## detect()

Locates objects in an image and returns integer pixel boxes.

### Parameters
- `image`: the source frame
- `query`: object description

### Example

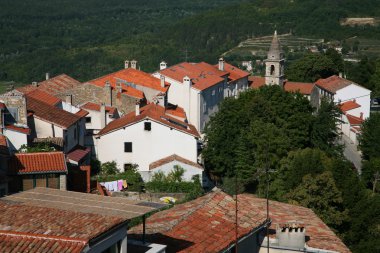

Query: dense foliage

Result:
[1,0,380,84]
[203,86,380,251]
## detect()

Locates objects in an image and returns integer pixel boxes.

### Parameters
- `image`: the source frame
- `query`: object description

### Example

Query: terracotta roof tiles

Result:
[97,103,199,137]
[9,152,67,175]
[340,100,361,113]
[249,76,266,89]
[160,62,227,91]
[24,89,62,106]
[149,154,203,170]
[81,102,118,115]
[67,146,91,163]
[129,190,350,253]
[346,114,364,125]
[284,81,314,95]
[88,68,169,94]
[4,124,30,134]
[27,97,81,129]
[215,62,250,82]
[315,75,354,94]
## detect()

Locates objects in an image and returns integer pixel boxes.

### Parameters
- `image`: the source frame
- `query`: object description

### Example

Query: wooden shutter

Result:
[47,174,59,189]
[22,176,34,191]
[35,175,46,187]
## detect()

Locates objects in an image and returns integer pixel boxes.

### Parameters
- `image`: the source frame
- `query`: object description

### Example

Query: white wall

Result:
[149,161,203,182]
[34,117,64,138]
[96,119,198,173]
[335,84,371,119]
[3,129,27,151]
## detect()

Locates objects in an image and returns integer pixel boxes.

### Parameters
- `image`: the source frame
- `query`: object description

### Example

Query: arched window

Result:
[270,65,275,75]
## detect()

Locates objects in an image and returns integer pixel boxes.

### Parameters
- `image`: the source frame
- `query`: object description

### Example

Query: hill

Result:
[1,0,380,84]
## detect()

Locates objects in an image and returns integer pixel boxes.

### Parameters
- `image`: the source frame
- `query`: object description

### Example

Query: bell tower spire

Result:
[265,30,285,87]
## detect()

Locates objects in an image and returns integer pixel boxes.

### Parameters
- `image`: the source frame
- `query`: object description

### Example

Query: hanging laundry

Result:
[111,181,118,192]
[117,180,123,191]
[122,180,128,189]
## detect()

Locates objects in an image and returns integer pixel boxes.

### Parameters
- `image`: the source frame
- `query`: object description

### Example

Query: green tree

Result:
[359,113,380,161]
[99,161,119,176]
[362,159,380,193]
[285,53,339,82]
[18,143,55,153]
[167,165,185,182]
[325,48,344,72]
[310,98,342,155]
[286,171,348,229]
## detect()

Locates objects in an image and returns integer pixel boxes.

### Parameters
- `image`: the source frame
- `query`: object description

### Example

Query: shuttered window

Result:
[22,176,34,191]
[47,174,60,189]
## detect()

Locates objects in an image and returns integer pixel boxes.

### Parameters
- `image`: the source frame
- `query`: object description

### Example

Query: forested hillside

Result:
[1,0,380,84]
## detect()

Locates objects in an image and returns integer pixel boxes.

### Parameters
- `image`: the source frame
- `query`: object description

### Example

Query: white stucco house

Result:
[311,75,371,144]
[95,103,200,181]
[154,59,249,132]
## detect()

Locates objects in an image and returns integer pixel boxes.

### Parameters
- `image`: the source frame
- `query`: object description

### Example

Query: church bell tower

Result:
[264,31,285,87]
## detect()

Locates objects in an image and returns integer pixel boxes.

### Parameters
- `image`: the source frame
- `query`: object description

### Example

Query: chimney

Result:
[183,76,192,88]
[135,102,140,116]
[131,60,137,69]
[218,58,225,71]
[276,223,306,249]
[116,81,123,93]
[360,112,363,119]
[100,103,106,128]
[353,99,356,103]
[104,81,112,106]
[66,94,72,105]
[124,60,129,69]
[160,61,167,70]
[160,75,165,88]
[45,73,50,80]
[32,81,38,87]
[339,72,343,78]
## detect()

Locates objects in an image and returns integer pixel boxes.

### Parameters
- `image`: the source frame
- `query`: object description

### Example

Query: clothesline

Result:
[100,179,128,192]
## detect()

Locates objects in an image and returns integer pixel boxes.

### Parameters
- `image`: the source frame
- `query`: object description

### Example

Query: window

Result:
[124,142,132,152]
[124,163,133,172]
[144,122,151,131]
[5,107,18,123]
[270,65,275,75]
[85,117,91,123]
[212,90,215,96]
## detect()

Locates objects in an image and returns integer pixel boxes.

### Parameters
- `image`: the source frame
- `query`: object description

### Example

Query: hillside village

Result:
[0,32,373,252]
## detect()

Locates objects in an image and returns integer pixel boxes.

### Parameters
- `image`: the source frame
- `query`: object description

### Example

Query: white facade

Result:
[96,119,198,175]
[334,84,371,119]
[3,129,27,151]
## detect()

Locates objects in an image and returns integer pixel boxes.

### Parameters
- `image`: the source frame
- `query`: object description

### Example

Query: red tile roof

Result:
[27,97,82,129]
[165,105,186,119]
[129,190,350,253]
[81,102,118,115]
[9,152,67,175]
[249,76,266,89]
[340,100,361,113]
[25,89,62,106]
[315,75,354,94]
[75,108,90,117]
[149,154,203,170]
[346,114,364,125]
[97,103,199,137]
[284,81,314,95]
[4,124,31,135]
[17,74,82,95]
[67,146,91,163]
[0,231,87,253]
[160,62,228,91]
[88,68,169,94]
[214,62,250,82]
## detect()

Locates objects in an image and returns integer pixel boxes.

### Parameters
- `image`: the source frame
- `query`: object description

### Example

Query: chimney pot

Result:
[45,73,50,80]
[160,75,165,88]
[160,61,167,70]
[131,60,137,69]
[218,58,225,71]
[32,81,38,87]
[124,60,129,69]
[135,102,140,116]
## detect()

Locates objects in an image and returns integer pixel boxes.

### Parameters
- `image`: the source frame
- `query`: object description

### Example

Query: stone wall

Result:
[0,90,27,125]
[55,83,139,115]
[112,191,187,203]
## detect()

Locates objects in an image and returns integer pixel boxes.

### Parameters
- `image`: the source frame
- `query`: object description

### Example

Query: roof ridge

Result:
[16,151,64,155]
[0,230,88,244]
